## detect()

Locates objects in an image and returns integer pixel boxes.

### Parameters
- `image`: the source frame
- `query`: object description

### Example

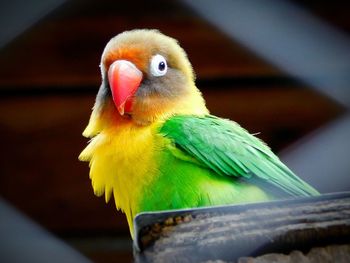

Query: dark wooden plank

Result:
[1,1,349,88]
[0,0,280,87]
[292,0,350,33]
[134,192,350,263]
[239,244,350,263]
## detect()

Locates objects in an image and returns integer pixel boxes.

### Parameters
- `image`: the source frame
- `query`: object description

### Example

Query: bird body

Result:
[79,29,319,236]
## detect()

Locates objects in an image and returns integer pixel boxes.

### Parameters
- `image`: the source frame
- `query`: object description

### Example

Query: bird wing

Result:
[159,115,319,197]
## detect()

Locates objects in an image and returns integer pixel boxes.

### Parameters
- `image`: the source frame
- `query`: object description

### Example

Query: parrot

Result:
[79,29,319,237]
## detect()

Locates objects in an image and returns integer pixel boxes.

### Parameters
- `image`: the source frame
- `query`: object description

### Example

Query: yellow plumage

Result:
[79,105,158,230]
[79,96,208,232]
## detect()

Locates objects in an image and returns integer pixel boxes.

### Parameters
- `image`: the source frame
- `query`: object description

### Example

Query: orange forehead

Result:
[103,47,150,73]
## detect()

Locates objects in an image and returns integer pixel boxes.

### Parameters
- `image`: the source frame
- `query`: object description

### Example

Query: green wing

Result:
[160,115,319,197]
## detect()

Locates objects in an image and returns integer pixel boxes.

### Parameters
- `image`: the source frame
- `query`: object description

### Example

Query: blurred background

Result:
[0,0,349,262]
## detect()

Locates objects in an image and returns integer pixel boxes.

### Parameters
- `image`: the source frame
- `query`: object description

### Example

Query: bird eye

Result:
[150,54,167,77]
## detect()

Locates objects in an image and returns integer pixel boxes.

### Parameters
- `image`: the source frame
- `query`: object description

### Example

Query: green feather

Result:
[159,115,319,197]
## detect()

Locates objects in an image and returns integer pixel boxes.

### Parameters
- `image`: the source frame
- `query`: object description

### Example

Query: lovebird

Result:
[79,29,319,236]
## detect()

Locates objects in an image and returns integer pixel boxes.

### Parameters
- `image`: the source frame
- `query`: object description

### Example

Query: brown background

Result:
[0,0,347,262]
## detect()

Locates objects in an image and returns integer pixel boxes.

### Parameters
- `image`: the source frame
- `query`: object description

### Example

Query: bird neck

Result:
[131,86,209,125]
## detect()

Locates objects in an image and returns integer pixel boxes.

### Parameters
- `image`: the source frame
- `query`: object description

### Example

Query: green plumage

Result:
[137,115,319,212]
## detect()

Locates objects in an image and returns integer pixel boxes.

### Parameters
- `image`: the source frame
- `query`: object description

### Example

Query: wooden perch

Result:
[133,192,350,263]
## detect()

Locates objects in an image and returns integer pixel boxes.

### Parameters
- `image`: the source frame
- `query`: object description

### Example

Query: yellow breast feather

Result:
[79,121,161,231]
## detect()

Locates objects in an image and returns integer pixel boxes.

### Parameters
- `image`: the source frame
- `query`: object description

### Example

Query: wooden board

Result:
[134,192,350,262]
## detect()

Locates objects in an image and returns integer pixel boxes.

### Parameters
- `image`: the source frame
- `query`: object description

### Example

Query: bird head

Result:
[83,29,208,136]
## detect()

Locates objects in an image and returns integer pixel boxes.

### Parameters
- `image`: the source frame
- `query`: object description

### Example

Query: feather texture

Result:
[159,115,319,197]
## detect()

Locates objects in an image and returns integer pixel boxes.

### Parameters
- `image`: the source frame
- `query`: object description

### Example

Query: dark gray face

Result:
[96,53,190,113]
[95,57,188,118]
[136,66,188,100]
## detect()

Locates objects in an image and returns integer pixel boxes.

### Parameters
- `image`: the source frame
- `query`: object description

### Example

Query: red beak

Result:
[108,60,143,115]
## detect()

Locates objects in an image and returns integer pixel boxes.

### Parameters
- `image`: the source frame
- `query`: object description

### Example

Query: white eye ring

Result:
[150,54,167,77]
